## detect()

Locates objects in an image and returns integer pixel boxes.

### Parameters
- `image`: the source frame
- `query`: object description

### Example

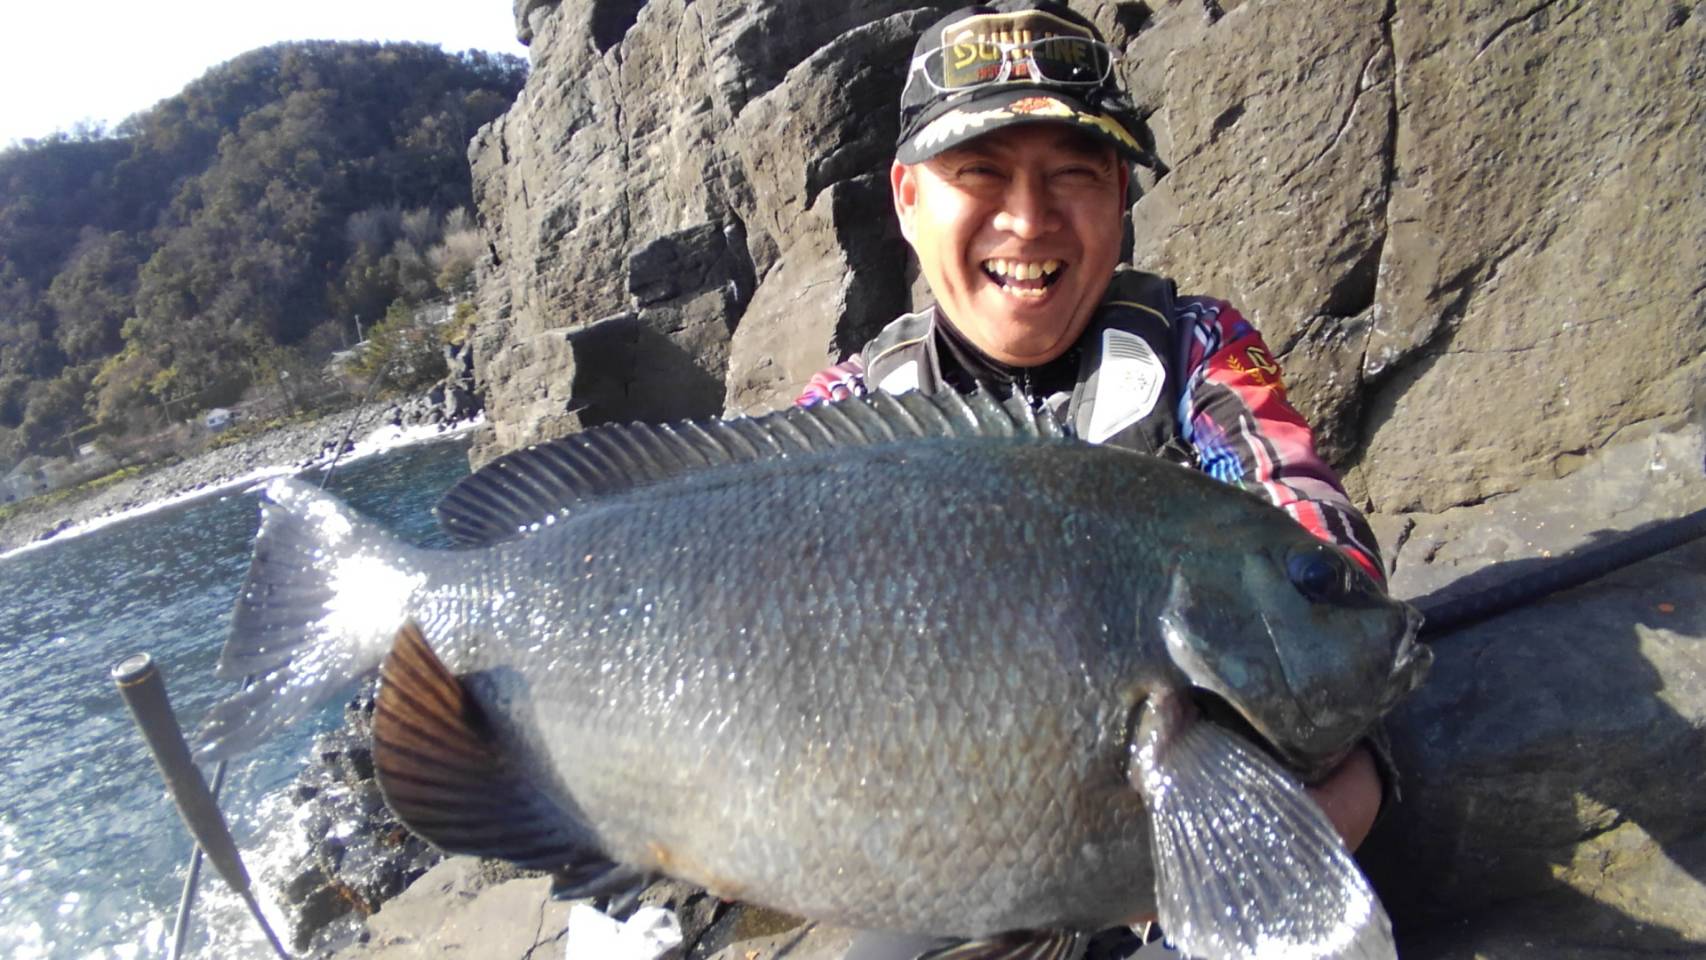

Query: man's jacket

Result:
[798,268,1386,582]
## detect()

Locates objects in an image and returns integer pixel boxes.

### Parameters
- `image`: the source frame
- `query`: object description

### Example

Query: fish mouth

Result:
[1244,601,1432,779]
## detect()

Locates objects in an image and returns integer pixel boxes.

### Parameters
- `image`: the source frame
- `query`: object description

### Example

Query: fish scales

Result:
[411,441,1169,933]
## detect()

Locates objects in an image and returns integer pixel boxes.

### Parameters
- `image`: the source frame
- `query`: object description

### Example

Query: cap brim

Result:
[896,87,1146,165]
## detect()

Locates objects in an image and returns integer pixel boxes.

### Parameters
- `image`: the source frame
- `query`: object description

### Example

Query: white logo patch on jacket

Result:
[876,360,922,395]
[1084,328,1165,444]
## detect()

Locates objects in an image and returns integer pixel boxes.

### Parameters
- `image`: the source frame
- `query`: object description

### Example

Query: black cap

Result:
[896,1,1147,165]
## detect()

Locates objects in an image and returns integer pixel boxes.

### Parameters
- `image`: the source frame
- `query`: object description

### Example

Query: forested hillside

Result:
[0,41,526,463]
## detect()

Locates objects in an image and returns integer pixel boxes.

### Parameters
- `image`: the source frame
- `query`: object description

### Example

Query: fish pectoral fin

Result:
[373,621,597,870]
[1130,709,1396,960]
[914,930,1084,960]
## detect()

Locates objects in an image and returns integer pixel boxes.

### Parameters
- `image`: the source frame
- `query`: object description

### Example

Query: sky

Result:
[0,0,529,147]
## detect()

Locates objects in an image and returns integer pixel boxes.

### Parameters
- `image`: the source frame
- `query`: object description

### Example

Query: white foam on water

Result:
[0,920,47,960]
[0,818,49,960]
[156,763,336,954]
[173,772,319,959]
[0,415,482,561]
[16,769,309,960]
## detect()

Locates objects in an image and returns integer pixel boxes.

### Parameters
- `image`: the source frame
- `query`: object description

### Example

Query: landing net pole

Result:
[168,751,235,958]
[319,367,385,489]
[112,654,291,959]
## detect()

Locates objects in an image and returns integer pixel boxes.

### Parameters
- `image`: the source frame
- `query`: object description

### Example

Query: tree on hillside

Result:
[327,205,482,330]
[0,264,62,384]
[0,40,527,463]
[0,135,129,288]
[430,210,484,297]
[47,230,143,364]
[18,369,91,455]
[347,299,450,392]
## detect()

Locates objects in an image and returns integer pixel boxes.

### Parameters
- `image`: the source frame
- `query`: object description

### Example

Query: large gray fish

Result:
[198,391,1429,960]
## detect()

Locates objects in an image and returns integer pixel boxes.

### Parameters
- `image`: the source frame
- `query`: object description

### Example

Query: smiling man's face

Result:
[892,123,1128,367]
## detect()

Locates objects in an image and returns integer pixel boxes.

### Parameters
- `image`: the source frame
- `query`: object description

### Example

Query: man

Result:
[799,1,1387,872]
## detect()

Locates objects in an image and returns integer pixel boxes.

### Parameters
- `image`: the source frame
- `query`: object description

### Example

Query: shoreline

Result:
[0,404,482,558]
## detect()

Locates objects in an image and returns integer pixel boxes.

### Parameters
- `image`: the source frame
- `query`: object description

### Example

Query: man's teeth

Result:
[984,258,1063,281]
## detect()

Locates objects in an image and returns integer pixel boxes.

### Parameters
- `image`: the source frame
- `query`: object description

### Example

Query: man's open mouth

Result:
[982,258,1063,299]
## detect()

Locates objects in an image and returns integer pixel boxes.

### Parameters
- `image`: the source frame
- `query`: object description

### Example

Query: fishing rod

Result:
[1412,504,1706,638]
[112,655,291,959]
[122,360,396,959]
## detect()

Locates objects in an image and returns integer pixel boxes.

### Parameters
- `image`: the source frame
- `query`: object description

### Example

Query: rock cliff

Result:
[468,0,945,463]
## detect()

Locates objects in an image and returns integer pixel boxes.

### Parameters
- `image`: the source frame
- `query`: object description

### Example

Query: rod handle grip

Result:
[111,653,252,892]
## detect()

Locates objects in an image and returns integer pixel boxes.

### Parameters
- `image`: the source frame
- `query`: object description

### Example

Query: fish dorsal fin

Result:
[435,390,1063,547]
[372,621,601,870]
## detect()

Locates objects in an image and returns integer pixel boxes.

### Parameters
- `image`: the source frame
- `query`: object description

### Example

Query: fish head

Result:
[1158,535,1430,780]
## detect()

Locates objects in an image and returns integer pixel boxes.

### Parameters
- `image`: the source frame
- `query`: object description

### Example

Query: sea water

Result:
[0,435,474,959]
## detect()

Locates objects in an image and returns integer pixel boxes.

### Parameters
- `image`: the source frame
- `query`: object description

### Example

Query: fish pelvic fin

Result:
[913,930,1085,960]
[373,621,601,870]
[1130,698,1396,960]
[196,478,426,760]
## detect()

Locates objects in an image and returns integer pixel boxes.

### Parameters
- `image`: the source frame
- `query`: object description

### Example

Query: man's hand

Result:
[1304,743,1381,852]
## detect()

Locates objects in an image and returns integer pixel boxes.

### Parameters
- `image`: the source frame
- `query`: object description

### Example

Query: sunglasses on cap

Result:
[903,35,1120,97]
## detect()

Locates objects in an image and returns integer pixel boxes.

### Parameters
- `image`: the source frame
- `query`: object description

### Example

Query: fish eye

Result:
[1286,545,1349,603]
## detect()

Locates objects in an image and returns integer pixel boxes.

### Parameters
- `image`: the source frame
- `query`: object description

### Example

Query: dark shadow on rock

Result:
[565,312,729,428]
[1363,534,1706,956]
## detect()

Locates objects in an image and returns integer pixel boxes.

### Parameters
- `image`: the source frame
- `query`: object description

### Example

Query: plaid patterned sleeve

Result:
[1175,297,1386,584]
[795,357,868,407]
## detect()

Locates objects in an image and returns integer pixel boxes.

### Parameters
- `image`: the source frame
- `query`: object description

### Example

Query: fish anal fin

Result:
[916,930,1083,960]
[373,621,598,870]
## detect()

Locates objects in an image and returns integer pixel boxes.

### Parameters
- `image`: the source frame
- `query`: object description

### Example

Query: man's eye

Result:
[1055,166,1103,181]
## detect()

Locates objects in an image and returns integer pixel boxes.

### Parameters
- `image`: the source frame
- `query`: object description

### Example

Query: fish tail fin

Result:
[196,478,429,760]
